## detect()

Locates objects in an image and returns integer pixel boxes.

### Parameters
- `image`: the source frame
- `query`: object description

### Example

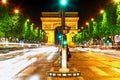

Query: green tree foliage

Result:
[0,5,11,38]
[74,2,118,44]
[0,4,45,43]
[116,3,120,24]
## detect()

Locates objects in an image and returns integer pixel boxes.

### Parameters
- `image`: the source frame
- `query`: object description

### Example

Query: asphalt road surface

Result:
[1,47,120,80]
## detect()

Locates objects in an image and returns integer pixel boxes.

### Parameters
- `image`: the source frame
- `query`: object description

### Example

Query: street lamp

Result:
[91,18,94,21]
[59,0,70,73]
[114,0,120,3]
[2,0,7,4]
[60,0,66,30]
[60,0,67,6]
[48,0,80,77]
[100,9,104,14]
[14,9,19,14]
[86,22,89,25]
[27,19,30,22]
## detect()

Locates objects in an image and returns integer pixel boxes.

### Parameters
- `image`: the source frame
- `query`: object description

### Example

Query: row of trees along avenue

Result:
[0,2,45,43]
[73,1,120,46]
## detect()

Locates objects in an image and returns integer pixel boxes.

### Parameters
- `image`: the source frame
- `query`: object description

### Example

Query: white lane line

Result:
[89,67,109,76]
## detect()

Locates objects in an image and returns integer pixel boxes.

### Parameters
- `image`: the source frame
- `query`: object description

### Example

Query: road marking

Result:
[89,67,109,76]
[73,67,84,80]
[111,67,120,73]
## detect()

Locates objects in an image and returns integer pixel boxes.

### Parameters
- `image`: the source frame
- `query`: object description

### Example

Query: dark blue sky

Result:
[11,0,110,27]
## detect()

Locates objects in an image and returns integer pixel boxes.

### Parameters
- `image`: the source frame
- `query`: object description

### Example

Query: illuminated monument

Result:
[40,12,79,45]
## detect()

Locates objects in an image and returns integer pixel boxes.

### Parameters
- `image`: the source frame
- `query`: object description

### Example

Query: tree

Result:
[0,5,11,38]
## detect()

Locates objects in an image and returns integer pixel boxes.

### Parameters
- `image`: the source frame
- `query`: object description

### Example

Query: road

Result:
[0,46,59,80]
[0,47,120,80]
[71,51,120,80]
[50,48,120,80]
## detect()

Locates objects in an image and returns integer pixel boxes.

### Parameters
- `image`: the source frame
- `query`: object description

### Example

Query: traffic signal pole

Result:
[48,0,80,77]
[61,6,65,30]
[59,3,69,72]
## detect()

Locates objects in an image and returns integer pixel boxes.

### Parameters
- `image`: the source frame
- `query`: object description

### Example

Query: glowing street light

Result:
[32,23,34,26]
[91,18,94,21]
[61,0,67,6]
[86,22,89,25]
[100,9,104,14]
[81,26,84,29]
[114,0,120,3]
[59,0,70,73]
[14,9,19,14]
[2,0,7,4]
[27,19,30,22]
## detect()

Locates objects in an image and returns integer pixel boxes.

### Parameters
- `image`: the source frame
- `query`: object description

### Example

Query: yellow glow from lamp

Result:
[91,18,94,21]
[2,0,7,4]
[114,0,120,3]
[86,22,89,25]
[81,26,84,29]
[100,10,104,14]
[27,19,30,22]
[14,9,19,14]
[32,23,34,26]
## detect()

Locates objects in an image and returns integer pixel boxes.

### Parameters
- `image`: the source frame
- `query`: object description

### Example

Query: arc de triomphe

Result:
[40,12,79,45]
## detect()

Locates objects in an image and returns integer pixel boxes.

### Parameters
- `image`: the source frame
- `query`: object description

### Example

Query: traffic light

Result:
[62,39,67,47]
[63,39,67,45]
[106,40,110,43]
[62,34,67,47]
[58,34,62,40]
[105,38,111,44]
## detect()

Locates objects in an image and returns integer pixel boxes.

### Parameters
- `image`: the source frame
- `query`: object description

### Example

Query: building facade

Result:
[40,12,79,45]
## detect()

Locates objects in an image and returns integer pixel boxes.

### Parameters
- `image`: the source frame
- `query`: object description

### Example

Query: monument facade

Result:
[40,12,79,45]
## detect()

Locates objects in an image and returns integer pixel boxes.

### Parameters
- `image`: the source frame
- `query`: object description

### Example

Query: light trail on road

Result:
[0,46,58,80]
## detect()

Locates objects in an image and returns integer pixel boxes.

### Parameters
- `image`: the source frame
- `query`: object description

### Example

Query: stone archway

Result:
[40,12,79,45]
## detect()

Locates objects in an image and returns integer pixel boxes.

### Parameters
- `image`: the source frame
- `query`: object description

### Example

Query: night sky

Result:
[10,0,111,28]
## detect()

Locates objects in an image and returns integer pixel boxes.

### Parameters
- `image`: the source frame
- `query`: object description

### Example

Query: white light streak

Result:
[0,58,37,80]
[26,74,40,80]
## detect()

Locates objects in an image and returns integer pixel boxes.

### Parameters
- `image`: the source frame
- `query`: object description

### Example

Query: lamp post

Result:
[61,0,65,30]
[59,0,69,73]
[48,0,80,77]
